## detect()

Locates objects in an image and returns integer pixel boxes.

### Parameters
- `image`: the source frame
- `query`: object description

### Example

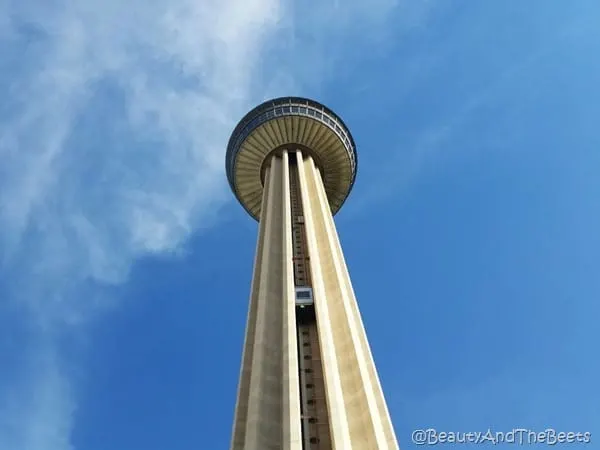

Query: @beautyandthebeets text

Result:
[411,428,592,445]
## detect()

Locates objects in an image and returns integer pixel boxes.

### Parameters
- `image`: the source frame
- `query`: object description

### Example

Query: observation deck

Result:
[226,96,357,220]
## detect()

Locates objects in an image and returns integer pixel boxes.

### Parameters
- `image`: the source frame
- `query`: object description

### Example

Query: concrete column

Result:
[298,153,400,450]
[229,165,272,450]
[296,150,353,450]
[281,150,303,450]
[309,157,399,449]
[231,154,302,450]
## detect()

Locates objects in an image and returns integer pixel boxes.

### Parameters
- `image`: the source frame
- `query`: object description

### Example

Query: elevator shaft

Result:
[289,153,332,449]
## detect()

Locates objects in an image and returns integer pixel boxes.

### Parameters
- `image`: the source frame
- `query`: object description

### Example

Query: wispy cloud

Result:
[1,0,284,448]
[0,0,412,448]
[1,0,282,290]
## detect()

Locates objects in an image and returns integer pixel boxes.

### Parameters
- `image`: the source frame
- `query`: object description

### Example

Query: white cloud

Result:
[1,0,284,313]
[0,0,416,448]
[0,0,284,448]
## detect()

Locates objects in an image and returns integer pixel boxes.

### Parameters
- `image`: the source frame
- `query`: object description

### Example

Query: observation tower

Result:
[227,97,399,450]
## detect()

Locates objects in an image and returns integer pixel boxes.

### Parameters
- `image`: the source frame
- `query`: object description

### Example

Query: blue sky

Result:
[1,1,599,449]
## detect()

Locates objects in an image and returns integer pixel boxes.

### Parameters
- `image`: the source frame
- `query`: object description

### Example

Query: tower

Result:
[226,97,399,450]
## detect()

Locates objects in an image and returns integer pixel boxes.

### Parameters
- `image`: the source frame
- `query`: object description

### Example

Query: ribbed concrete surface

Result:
[230,153,302,450]
[230,152,399,450]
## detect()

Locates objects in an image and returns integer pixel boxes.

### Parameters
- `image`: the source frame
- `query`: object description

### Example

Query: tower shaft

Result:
[230,150,399,450]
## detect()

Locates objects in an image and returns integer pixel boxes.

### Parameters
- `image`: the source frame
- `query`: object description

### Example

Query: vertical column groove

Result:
[290,152,333,449]
[282,151,303,450]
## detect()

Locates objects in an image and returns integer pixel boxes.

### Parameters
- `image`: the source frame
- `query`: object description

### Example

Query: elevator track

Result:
[289,153,332,449]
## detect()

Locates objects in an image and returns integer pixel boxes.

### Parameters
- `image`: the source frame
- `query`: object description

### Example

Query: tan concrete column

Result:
[230,154,302,450]
[296,150,353,450]
[229,164,272,450]
[298,152,400,450]
[281,150,303,450]
[242,158,280,448]
[309,156,399,449]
